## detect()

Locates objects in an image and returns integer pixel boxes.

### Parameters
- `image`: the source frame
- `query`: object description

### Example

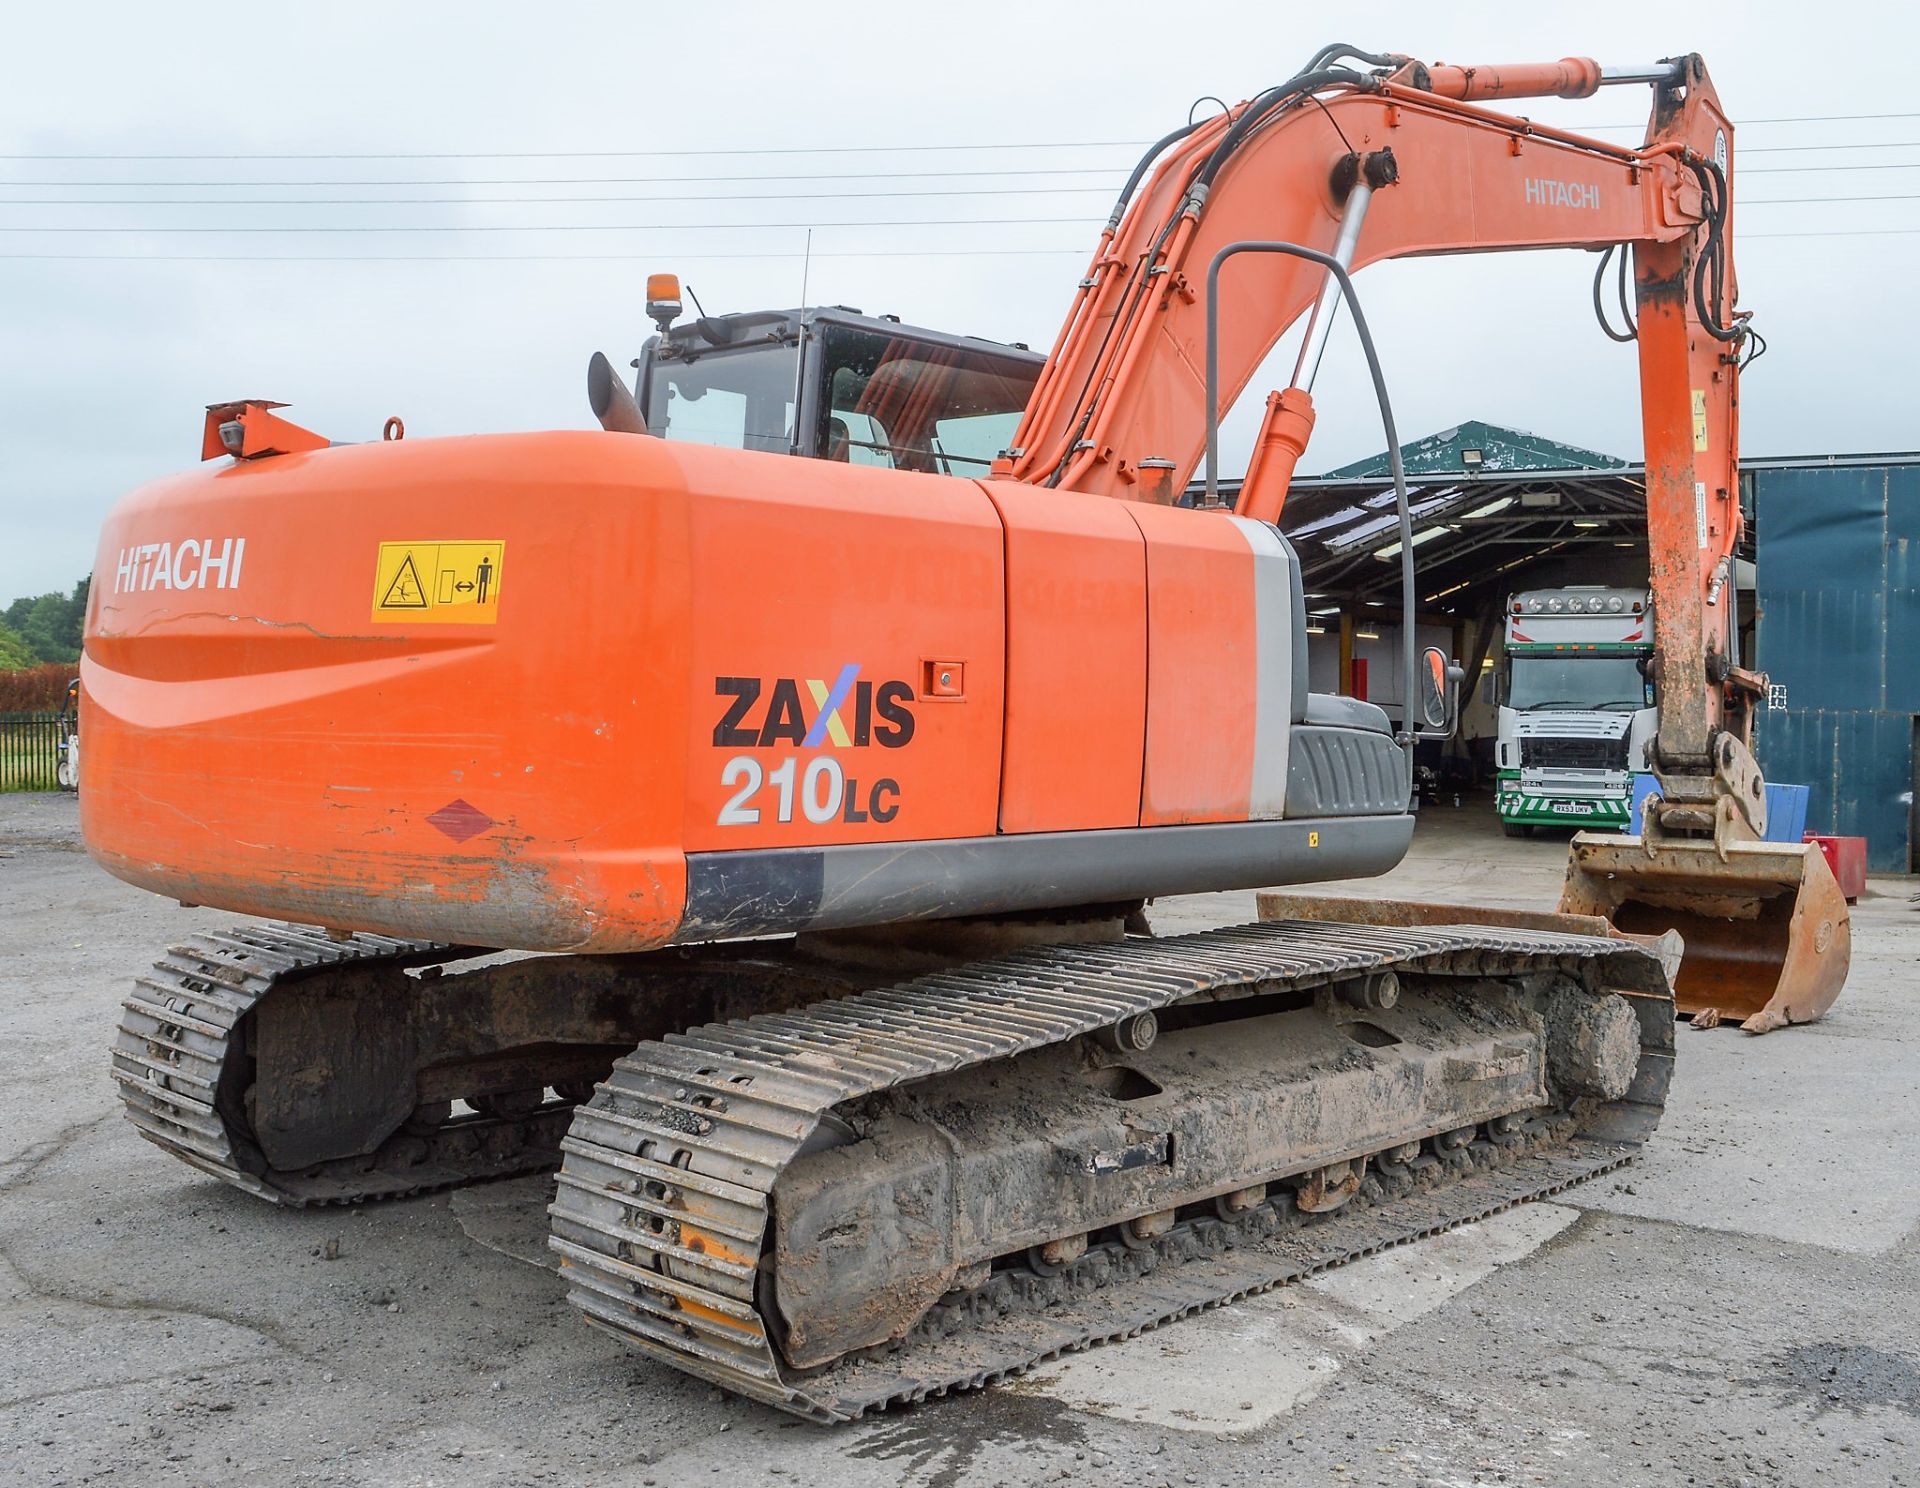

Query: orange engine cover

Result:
[83,432,1405,952]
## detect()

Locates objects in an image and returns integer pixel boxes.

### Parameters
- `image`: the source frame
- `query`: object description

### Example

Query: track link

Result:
[113,924,572,1205]
[549,918,1673,1421]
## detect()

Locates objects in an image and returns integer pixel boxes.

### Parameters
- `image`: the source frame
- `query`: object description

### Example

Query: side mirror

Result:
[1486,670,1504,708]
[1417,646,1464,735]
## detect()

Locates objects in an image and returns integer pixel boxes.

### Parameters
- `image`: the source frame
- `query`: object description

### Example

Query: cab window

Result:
[646,342,797,454]
[816,326,1037,475]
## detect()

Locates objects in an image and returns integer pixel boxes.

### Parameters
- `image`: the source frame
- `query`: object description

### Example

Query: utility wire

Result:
[1742,162,1920,173]
[3,227,1916,263]
[7,113,1920,162]
[1739,139,1920,153]
[0,247,1096,262]
[0,186,1124,206]
[0,141,1151,162]
[0,166,1135,190]
[2,138,1914,189]
[0,216,1101,234]
[1579,111,1920,129]
[0,190,1909,233]
[0,181,1914,209]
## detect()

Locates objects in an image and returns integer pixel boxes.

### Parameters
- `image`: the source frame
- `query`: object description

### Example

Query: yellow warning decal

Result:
[371,541,504,624]
[1691,389,1709,453]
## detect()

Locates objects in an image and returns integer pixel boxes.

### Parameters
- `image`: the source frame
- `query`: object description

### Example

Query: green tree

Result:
[0,620,35,671]
[65,576,90,654]
[1,576,89,664]
[16,593,78,664]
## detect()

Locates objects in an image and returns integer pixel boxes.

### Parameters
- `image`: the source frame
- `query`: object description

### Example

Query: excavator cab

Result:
[628,302,1043,473]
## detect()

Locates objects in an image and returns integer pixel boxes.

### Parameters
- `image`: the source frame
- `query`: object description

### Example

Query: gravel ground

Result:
[3,790,1916,1487]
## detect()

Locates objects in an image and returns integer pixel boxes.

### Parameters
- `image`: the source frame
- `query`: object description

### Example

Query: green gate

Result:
[0,713,61,792]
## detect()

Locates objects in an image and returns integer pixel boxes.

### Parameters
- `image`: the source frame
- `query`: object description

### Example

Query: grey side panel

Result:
[679,814,1413,940]
[1287,725,1412,817]
[1227,516,1293,819]
[1303,692,1392,732]
[1279,532,1309,725]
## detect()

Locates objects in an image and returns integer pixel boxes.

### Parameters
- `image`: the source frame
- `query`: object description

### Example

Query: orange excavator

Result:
[90,45,1844,1419]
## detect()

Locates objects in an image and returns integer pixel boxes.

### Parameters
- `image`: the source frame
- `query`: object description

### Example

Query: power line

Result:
[0,166,1134,190]
[1581,111,1920,129]
[1737,193,1920,204]
[0,216,1101,234]
[3,227,1915,264]
[0,180,1913,210]
[0,247,1094,262]
[0,188,1908,234]
[0,141,1150,162]
[1,141,1916,192]
[1740,140,1920,154]
[1743,226,1920,238]
[1742,162,1920,174]
[1,136,1913,193]
[8,113,1920,163]
[0,185,1122,207]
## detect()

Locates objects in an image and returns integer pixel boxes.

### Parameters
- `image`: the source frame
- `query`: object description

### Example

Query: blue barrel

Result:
[1627,774,1809,842]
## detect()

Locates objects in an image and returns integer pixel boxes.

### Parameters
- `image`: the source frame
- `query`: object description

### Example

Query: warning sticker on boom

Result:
[371,541,504,624]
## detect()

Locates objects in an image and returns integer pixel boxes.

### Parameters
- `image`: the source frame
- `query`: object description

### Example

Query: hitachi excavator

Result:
[90,45,1847,1420]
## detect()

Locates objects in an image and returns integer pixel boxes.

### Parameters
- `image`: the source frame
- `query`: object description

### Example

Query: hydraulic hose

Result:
[1687,159,1744,342]
[1204,240,1418,753]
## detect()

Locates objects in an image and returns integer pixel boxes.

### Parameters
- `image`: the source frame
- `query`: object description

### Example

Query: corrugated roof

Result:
[1321,419,1628,477]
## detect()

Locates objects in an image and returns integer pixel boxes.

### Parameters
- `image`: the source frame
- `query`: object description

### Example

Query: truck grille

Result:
[1519,736,1628,771]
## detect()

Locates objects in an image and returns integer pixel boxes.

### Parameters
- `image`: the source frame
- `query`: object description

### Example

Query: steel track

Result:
[113,924,577,1206]
[549,918,1674,1421]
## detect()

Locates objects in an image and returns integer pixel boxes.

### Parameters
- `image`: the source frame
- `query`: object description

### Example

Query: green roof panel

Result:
[1321,419,1628,477]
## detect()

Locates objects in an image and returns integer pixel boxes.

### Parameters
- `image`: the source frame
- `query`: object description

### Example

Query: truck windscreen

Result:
[1507,654,1651,712]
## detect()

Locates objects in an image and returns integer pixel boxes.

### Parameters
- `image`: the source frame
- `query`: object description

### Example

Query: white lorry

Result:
[1494,585,1655,837]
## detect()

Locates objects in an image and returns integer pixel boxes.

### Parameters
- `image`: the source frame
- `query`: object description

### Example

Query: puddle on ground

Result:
[1766,1343,1920,1419]
[845,1391,1088,1488]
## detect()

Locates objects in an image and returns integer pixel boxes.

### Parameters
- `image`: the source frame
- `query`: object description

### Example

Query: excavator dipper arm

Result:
[1009,51,1844,1032]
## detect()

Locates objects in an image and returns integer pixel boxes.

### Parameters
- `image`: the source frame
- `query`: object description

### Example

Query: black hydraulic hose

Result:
[1304,43,1405,73]
[1060,50,1382,484]
[1204,240,1419,753]
[1593,244,1638,343]
[1110,45,1394,226]
[1106,120,1204,230]
[1687,159,1744,342]
[1193,69,1365,192]
[1617,239,1639,336]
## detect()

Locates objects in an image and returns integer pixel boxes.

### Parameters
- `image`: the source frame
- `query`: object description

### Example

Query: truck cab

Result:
[1493,586,1655,837]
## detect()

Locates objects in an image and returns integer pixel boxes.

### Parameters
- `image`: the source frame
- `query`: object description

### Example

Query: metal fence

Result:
[0,712,61,792]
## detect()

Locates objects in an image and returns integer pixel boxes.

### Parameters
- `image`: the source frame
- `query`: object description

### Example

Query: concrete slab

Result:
[1017,1203,1579,1433]
[1576,1013,1920,1253]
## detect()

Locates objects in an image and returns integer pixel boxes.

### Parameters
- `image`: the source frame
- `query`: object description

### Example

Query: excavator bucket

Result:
[1559,833,1850,1033]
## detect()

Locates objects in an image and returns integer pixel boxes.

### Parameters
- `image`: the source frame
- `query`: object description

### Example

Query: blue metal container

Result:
[1753,459,1920,871]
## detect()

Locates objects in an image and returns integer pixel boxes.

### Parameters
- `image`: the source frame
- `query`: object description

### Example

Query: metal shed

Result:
[1751,454,1920,871]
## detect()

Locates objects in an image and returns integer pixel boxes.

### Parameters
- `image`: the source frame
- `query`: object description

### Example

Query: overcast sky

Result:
[2,0,1915,606]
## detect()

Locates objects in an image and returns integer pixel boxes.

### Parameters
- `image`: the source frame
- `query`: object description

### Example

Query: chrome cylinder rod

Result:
[1289,180,1375,393]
